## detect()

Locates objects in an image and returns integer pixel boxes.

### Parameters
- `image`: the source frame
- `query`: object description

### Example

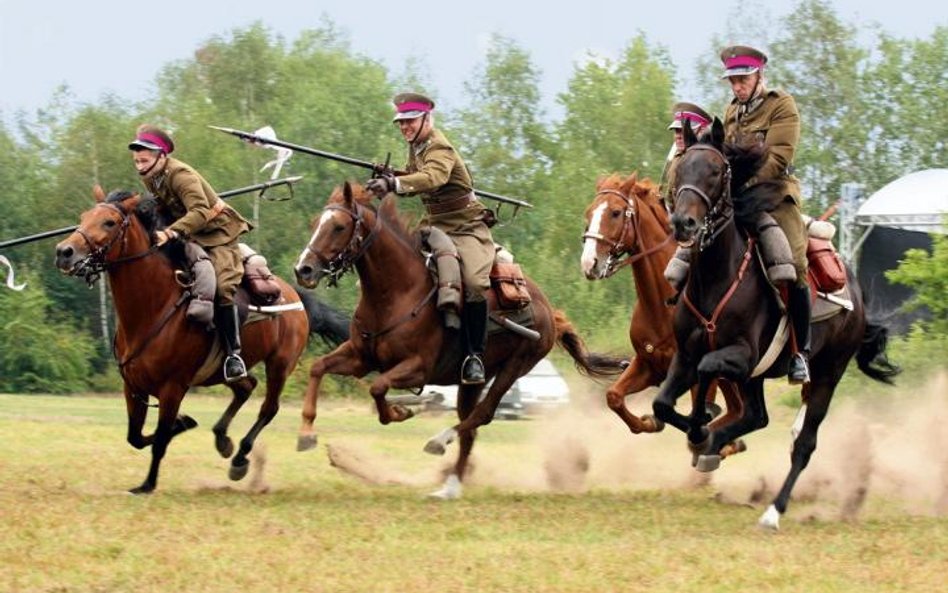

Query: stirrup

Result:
[224,354,248,382]
[788,353,810,385]
[460,355,485,385]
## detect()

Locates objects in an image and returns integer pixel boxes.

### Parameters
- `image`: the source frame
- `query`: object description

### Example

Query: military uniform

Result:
[660,102,713,211]
[397,127,493,301]
[720,45,811,384]
[141,157,251,305]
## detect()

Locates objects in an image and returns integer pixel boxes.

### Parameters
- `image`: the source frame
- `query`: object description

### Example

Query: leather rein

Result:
[582,188,672,278]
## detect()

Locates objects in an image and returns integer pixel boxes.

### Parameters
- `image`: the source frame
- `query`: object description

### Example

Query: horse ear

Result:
[93,185,106,203]
[710,117,725,146]
[342,181,354,206]
[682,120,698,148]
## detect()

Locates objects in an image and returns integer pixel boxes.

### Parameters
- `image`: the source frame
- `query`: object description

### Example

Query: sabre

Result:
[209,124,534,212]
[0,175,304,251]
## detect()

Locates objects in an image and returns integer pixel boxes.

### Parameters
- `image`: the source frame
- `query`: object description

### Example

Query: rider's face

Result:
[728,73,759,103]
[396,115,430,143]
[131,150,165,179]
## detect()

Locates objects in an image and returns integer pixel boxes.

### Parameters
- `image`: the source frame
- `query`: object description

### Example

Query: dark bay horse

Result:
[656,119,900,528]
[54,187,344,494]
[580,173,745,447]
[293,182,623,499]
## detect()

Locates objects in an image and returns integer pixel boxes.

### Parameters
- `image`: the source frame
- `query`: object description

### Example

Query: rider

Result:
[720,45,811,384]
[365,92,494,385]
[128,124,252,383]
[661,102,714,291]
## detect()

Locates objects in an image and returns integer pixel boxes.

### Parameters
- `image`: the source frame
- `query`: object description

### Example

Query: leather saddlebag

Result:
[490,262,531,310]
[806,237,846,293]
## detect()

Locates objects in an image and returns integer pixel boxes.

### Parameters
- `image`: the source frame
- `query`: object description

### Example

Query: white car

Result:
[417,358,569,417]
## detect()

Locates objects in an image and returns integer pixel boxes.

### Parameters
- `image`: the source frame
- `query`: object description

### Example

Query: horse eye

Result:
[611,209,623,218]
[103,219,116,228]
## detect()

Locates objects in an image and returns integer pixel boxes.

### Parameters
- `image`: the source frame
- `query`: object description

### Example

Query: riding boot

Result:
[787,283,812,385]
[216,303,248,383]
[460,300,488,385]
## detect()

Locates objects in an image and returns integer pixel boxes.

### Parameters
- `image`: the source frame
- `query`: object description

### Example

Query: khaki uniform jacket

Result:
[723,88,802,206]
[142,157,251,247]
[661,152,684,211]
[397,128,493,296]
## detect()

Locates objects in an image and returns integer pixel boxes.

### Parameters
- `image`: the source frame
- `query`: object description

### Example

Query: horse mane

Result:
[322,182,422,251]
[719,139,787,224]
[591,172,666,220]
[105,190,162,235]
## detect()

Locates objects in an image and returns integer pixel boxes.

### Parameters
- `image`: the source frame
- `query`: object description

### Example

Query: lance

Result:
[0,175,303,250]
[208,125,534,212]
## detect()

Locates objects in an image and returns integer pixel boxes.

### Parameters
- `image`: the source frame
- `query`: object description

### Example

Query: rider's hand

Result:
[154,229,178,247]
[365,173,395,197]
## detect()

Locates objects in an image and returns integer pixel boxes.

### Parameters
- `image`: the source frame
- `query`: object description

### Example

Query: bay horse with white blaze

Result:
[54,187,344,494]
[293,182,623,499]
[656,119,900,528]
[580,173,744,446]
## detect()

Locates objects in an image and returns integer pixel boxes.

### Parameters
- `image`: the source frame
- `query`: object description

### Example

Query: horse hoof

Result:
[174,415,198,434]
[758,505,781,531]
[128,483,154,495]
[424,428,457,456]
[642,414,665,432]
[297,434,318,452]
[215,435,234,459]
[706,402,723,420]
[427,474,462,500]
[423,440,446,456]
[695,454,721,473]
[229,459,249,481]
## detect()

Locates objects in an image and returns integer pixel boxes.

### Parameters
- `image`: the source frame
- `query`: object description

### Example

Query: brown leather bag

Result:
[490,262,531,310]
[806,237,846,293]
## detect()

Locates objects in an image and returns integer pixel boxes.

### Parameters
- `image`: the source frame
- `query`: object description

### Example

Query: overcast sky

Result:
[1,0,944,124]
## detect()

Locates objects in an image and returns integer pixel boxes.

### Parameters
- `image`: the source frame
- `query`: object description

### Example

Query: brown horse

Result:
[580,173,744,442]
[293,182,623,498]
[658,119,900,528]
[54,187,338,494]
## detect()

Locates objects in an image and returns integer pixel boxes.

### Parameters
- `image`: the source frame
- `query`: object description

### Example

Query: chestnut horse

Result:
[293,182,623,499]
[54,188,342,494]
[580,173,744,444]
[658,119,900,528]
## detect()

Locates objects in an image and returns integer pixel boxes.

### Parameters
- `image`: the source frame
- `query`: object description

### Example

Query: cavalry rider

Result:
[720,45,811,384]
[662,102,714,291]
[365,92,495,385]
[128,125,252,383]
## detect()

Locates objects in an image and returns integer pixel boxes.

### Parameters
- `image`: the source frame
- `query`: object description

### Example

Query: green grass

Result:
[1,386,946,593]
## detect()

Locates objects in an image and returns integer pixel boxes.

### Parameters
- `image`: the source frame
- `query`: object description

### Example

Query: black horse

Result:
[654,119,900,529]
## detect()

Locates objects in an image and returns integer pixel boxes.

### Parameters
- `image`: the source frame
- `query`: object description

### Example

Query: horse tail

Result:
[293,286,352,347]
[856,320,901,385]
[553,309,626,378]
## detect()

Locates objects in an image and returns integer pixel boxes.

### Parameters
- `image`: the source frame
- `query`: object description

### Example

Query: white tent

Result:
[855,168,948,234]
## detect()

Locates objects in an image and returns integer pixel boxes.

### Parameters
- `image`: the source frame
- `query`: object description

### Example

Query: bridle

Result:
[582,187,672,278]
[674,144,734,252]
[72,201,158,287]
[301,199,382,287]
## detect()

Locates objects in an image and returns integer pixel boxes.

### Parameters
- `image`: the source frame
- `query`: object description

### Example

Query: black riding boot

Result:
[787,283,812,385]
[216,303,248,383]
[461,300,488,385]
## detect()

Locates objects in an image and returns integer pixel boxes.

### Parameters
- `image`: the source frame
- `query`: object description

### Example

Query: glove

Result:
[365,172,396,197]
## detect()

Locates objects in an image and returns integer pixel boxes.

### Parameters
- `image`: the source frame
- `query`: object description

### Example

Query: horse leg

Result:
[366,358,426,425]
[228,364,285,481]
[759,379,837,530]
[429,385,482,500]
[124,385,153,450]
[652,354,698,434]
[605,358,664,434]
[298,342,369,451]
[129,385,188,494]
[212,375,258,459]
[698,378,768,473]
[426,369,519,456]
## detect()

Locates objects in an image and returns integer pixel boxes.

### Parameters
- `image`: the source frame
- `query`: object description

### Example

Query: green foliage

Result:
[886,231,948,333]
[0,272,96,393]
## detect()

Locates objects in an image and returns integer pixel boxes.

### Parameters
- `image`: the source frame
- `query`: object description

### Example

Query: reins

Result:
[73,202,159,286]
[302,200,382,287]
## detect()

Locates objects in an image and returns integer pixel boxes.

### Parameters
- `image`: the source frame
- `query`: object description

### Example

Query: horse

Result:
[580,173,745,444]
[54,187,349,494]
[655,119,900,529]
[293,181,624,499]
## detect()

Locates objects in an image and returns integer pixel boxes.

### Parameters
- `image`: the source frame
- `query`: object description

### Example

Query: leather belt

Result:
[424,192,475,215]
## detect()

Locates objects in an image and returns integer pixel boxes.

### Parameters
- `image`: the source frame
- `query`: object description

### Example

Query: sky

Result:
[1,0,945,124]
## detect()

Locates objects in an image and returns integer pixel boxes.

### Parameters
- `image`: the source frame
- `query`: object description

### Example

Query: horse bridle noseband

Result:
[73,202,157,286]
[582,188,672,278]
[674,144,734,252]
[302,200,382,287]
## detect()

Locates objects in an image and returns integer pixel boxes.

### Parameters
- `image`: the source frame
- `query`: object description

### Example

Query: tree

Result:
[886,230,948,334]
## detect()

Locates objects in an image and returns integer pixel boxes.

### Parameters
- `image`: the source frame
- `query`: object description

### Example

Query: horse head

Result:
[581,172,668,279]
[55,186,154,284]
[670,118,734,249]
[294,180,379,289]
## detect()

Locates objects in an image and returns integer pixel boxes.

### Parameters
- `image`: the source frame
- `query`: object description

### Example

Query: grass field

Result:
[2,372,946,593]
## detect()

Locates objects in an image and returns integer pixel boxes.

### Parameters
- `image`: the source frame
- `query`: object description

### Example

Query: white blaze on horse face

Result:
[581,202,608,276]
[295,209,336,269]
